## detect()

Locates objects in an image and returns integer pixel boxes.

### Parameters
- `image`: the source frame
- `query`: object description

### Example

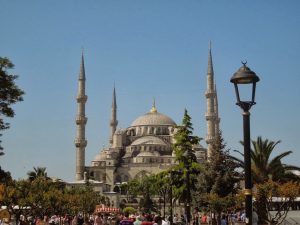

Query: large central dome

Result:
[130,103,176,127]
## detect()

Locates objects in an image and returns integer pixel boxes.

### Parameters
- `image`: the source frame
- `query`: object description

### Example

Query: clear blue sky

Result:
[1,1,299,181]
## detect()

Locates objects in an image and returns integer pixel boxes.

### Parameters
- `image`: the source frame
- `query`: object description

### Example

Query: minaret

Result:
[109,84,118,145]
[205,42,219,159]
[75,51,88,181]
[214,83,220,136]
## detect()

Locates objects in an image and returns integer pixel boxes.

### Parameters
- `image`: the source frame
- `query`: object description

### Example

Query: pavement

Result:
[271,211,300,224]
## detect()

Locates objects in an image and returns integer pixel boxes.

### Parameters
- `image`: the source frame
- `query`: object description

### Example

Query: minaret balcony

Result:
[205,113,217,120]
[74,139,87,148]
[76,95,88,102]
[205,136,215,144]
[76,115,87,124]
[205,91,216,98]
[110,120,118,126]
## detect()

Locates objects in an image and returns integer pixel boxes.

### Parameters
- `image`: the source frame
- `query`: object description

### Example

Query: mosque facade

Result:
[72,46,220,193]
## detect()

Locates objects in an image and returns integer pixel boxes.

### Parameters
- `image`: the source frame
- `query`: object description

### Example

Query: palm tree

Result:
[27,167,49,181]
[235,136,300,184]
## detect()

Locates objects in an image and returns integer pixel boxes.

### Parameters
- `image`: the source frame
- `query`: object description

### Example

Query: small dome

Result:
[115,128,125,135]
[131,136,167,146]
[93,151,107,161]
[131,111,176,127]
[195,150,204,158]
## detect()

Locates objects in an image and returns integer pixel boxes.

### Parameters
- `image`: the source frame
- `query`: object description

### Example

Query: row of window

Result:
[127,126,173,136]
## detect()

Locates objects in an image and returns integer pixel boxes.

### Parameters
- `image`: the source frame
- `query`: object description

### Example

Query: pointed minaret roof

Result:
[150,97,157,113]
[112,83,117,109]
[109,83,118,145]
[207,41,214,76]
[79,49,86,80]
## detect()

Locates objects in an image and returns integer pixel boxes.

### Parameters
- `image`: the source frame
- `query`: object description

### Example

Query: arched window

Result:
[113,186,121,193]
[124,175,129,182]
[149,127,154,134]
[115,175,121,183]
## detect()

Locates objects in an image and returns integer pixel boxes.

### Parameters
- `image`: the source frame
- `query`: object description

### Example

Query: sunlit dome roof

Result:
[130,102,176,127]
[131,136,167,146]
[93,151,107,161]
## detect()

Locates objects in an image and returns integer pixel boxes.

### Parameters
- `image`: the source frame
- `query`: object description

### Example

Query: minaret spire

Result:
[205,42,219,159]
[109,84,118,145]
[75,51,88,181]
[79,49,85,80]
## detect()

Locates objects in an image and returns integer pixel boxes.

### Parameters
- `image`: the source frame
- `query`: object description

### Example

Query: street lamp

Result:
[168,171,174,225]
[230,62,260,225]
[183,150,192,225]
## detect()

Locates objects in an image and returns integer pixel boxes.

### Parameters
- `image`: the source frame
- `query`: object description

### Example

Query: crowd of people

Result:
[192,210,258,225]
[1,209,259,225]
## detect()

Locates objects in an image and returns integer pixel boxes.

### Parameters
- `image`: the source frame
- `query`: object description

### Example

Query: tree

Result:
[199,131,241,197]
[236,136,300,184]
[196,131,241,225]
[123,171,162,213]
[122,207,137,215]
[0,57,24,154]
[254,180,300,224]
[0,166,12,184]
[2,178,107,222]
[172,109,201,224]
[234,136,300,224]
[27,167,50,181]
[155,171,172,218]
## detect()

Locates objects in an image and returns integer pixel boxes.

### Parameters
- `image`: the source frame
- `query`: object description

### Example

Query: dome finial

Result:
[150,97,157,113]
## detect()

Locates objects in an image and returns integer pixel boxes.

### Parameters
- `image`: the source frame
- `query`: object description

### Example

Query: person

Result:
[172,214,177,225]
[77,215,84,225]
[161,216,168,225]
[94,214,103,225]
[220,215,227,225]
[133,216,141,225]
[36,216,47,225]
[192,212,199,225]
[206,214,211,225]
[240,211,245,222]
[252,210,258,225]
[141,214,153,225]
[119,213,133,225]
[83,216,91,225]
[72,216,78,225]
[201,213,207,224]
[153,216,162,225]
[1,218,12,225]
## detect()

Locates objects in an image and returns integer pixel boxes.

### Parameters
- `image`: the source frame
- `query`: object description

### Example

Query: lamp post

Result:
[169,171,173,225]
[183,150,192,225]
[230,62,260,225]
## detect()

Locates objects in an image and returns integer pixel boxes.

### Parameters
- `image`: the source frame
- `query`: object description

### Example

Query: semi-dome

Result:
[131,136,167,146]
[131,103,176,127]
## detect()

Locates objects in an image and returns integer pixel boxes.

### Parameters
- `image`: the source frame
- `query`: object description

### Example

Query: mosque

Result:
[70,45,220,201]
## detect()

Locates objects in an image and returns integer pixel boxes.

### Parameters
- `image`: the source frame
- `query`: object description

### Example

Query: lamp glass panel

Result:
[236,83,254,103]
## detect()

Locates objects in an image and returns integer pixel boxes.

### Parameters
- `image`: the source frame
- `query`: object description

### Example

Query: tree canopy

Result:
[172,109,201,201]
[27,167,50,181]
[0,57,24,154]
[199,130,241,197]
[236,136,300,184]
